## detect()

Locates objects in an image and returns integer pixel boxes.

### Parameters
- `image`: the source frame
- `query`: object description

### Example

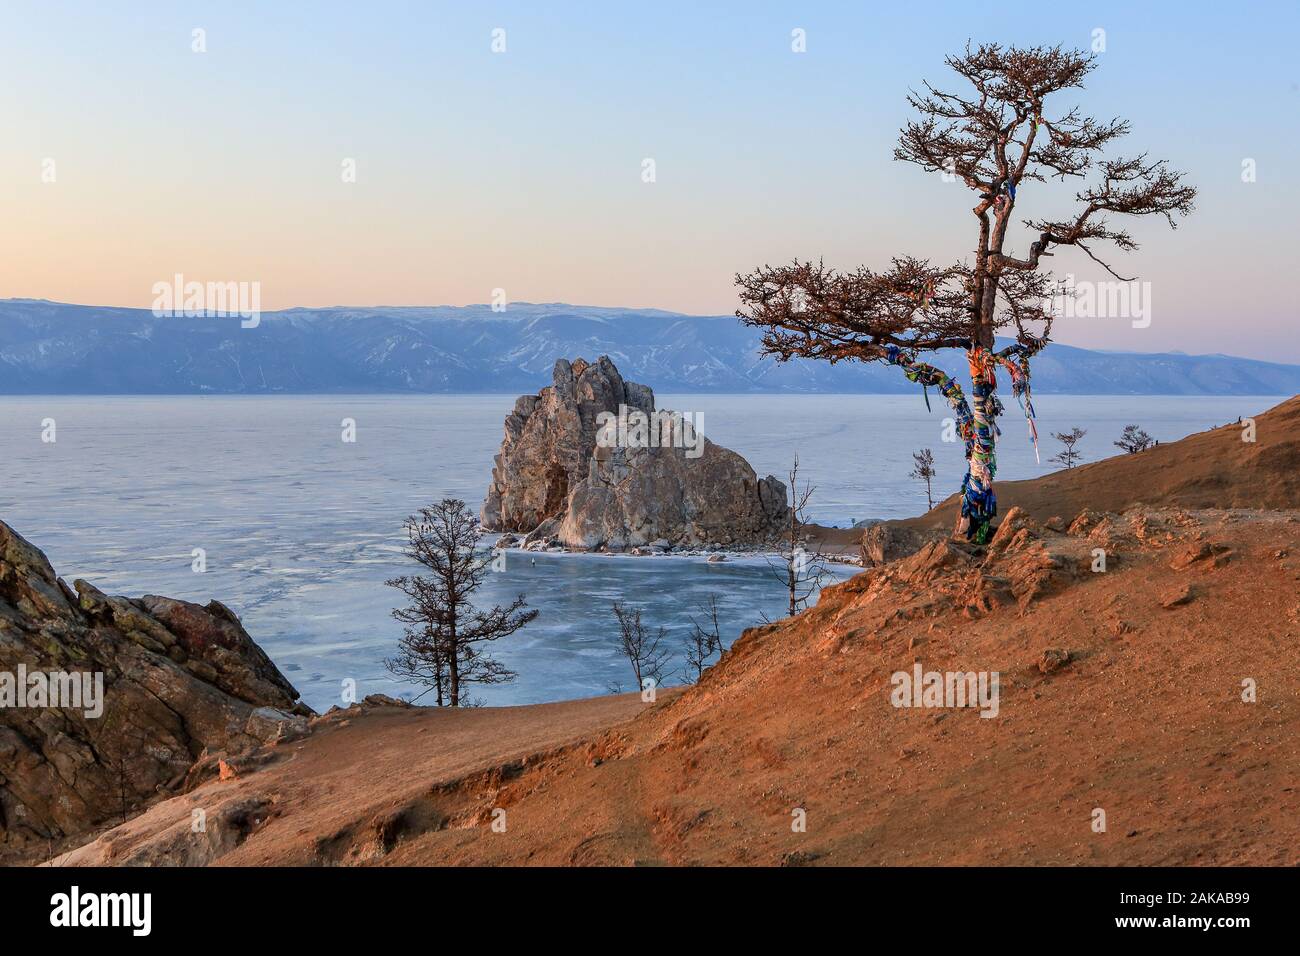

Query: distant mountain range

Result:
[1,298,1297,396]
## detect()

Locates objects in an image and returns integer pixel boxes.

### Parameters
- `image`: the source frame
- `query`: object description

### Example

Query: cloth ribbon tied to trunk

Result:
[885,338,1046,544]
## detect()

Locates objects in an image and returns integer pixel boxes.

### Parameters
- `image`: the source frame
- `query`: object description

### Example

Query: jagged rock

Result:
[361,693,411,709]
[46,793,276,867]
[1038,649,1071,674]
[245,707,311,745]
[482,357,789,550]
[1109,618,1135,637]
[1161,582,1198,608]
[780,849,822,866]
[986,507,1039,555]
[0,519,310,863]
[1067,509,1111,536]
[308,693,412,731]
[1169,541,1232,570]
[481,357,651,533]
[859,522,943,567]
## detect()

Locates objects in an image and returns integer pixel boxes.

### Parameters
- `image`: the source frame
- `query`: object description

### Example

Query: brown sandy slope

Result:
[47,691,674,866]
[894,395,1300,536]
[47,400,1300,868]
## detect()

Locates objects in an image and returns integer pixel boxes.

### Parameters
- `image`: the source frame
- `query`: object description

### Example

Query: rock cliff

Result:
[0,519,311,862]
[482,357,788,550]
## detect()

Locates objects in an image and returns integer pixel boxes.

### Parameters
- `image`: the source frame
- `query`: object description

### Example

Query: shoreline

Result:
[485,529,866,566]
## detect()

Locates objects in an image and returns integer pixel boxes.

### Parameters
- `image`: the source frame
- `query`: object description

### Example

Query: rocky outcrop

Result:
[0,519,310,863]
[482,357,788,550]
[859,522,944,567]
[482,356,655,532]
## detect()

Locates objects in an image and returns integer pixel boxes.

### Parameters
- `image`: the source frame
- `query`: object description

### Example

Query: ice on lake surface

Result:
[0,392,1281,711]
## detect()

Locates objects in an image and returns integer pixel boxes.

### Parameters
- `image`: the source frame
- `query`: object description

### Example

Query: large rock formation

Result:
[0,519,310,862]
[482,357,788,550]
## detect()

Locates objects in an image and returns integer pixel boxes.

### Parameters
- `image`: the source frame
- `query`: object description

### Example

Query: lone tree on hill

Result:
[736,44,1194,543]
[386,499,537,706]
[1049,426,1086,468]
[910,448,938,510]
[1114,424,1154,454]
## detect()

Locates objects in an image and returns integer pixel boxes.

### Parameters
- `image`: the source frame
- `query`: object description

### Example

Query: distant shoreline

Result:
[5,300,1300,395]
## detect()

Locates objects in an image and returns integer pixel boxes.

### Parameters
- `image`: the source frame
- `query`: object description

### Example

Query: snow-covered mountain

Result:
[1,298,1297,395]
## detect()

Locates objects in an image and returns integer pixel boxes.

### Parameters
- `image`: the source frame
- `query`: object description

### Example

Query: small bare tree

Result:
[682,594,723,683]
[1049,426,1086,468]
[1114,424,1153,454]
[611,600,671,693]
[96,707,141,826]
[386,499,537,706]
[910,448,938,510]
[767,455,829,618]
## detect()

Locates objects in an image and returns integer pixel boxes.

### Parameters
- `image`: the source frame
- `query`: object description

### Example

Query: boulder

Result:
[0,519,310,863]
[1037,648,1071,674]
[859,522,943,567]
[482,357,789,550]
[1160,582,1198,608]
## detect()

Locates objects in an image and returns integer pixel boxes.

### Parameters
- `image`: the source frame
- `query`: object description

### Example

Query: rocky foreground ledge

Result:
[0,520,312,863]
[482,356,789,551]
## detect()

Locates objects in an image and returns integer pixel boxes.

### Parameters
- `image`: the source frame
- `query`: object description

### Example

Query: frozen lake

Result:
[0,392,1281,710]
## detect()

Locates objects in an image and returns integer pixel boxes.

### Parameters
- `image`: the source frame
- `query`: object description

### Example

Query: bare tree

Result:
[1114,424,1154,454]
[736,43,1194,544]
[766,455,829,617]
[682,594,723,683]
[386,620,452,707]
[95,707,141,826]
[910,448,938,510]
[385,499,537,706]
[1049,426,1086,468]
[611,600,671,693]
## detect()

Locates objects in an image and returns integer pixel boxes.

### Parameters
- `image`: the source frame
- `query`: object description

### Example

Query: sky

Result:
[2,0,1297,360]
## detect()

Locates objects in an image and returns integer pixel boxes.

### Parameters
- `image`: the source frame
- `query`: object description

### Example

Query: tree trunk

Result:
[447,606,460,706]
[788,503,798,617]
[955,350,999,544]
[882,345,992,541]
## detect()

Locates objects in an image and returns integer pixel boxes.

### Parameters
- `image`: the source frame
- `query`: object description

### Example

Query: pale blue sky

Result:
[2,0,1297,359]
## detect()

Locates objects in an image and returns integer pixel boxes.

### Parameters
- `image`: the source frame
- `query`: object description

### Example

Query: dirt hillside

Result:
[895,395,1300,535]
